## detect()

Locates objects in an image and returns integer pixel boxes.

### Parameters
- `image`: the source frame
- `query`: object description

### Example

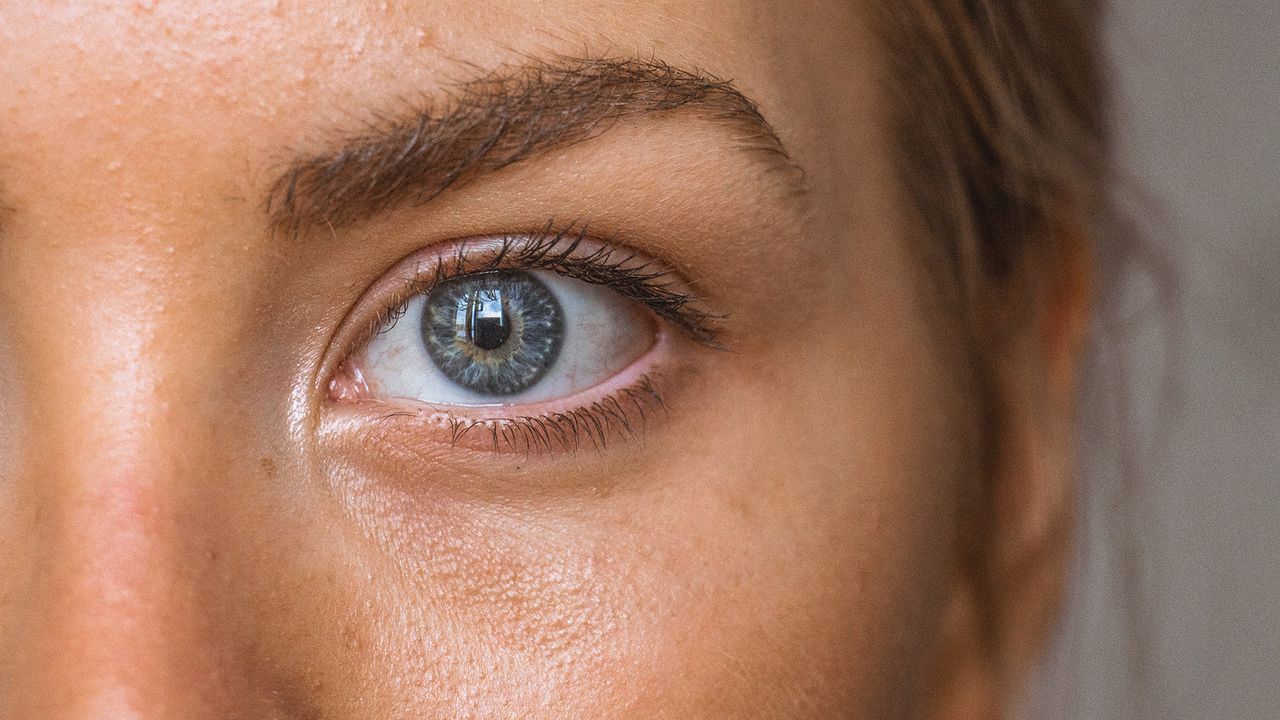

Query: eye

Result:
[358,268,654,406]
[323,229,722,453]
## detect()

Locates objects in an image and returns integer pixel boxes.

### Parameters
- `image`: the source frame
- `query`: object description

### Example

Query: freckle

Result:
[414,27,436,50]
[342,623,362,651]
[259,457,277,479]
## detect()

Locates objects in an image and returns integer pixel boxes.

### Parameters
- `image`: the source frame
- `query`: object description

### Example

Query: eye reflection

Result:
[462,287,510,351]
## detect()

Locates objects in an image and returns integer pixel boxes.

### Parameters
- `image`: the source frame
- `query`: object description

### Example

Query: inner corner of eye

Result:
[328,359,371,403]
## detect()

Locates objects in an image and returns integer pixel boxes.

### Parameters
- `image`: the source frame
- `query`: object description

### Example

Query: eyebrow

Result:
[267,56,801,234]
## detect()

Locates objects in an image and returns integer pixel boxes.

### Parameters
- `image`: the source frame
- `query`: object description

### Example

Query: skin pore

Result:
[0,1,1087,718]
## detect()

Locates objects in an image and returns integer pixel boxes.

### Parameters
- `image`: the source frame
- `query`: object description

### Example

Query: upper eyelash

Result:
[367,223,724,348]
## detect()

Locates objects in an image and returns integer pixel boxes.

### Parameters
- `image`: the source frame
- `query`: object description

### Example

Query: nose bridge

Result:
[19,458,191,714]
[4,407,231,717]
[0,293,237,717]
[0,13,274,706]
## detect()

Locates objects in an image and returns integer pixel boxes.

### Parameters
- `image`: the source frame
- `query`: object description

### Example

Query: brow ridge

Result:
[267,55,798,234]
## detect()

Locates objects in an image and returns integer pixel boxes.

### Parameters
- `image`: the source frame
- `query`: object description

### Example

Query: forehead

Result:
[0,2,863,156]
[0,1,880,272]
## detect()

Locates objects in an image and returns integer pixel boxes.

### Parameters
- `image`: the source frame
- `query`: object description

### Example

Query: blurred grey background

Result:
[1025,1,1280,718]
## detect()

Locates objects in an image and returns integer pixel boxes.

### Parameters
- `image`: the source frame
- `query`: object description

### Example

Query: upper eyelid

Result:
[480,227,722,345]
[324,225,724,388]
[382,226,720,345]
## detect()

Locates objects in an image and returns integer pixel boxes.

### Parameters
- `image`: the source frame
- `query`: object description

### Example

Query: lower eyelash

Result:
[373,373,667,456]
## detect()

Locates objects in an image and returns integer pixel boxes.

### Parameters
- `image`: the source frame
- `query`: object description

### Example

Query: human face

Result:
[0,1,1013,718]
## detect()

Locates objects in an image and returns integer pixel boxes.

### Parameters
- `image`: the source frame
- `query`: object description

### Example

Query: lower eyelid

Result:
[322,325,692,455]
[372,373,668,454]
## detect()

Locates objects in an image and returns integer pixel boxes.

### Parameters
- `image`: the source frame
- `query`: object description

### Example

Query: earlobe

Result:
[922,576,1003,720]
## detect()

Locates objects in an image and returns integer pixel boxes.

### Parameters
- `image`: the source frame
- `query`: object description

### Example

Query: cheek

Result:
[634,367,964,715]
[614,233,975,714]
[274,311,967,720]
[241,434,661,717]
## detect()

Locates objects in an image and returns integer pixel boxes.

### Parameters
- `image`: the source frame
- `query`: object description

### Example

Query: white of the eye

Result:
[361,270,653,406]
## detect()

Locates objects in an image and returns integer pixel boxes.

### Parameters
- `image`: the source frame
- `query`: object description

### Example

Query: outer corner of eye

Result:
[335,268,658,411]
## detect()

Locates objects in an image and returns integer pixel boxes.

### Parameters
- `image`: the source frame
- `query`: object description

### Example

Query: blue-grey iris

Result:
[421,271,564,396]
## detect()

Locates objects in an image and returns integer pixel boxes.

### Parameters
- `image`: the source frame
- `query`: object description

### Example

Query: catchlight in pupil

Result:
[464,289,510,351]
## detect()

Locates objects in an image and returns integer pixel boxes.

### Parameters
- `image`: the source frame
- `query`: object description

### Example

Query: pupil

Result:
[423,270,563,397]
[466,289,510,351]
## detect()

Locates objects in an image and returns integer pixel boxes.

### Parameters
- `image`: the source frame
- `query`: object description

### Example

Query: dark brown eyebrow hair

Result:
[267,56,802,234]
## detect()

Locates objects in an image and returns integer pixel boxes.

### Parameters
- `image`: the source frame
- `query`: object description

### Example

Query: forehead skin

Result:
[0,1,861,229]
[0,2,970,719]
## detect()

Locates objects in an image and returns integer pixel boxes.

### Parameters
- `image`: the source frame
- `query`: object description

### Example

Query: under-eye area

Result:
[323,225,721,454]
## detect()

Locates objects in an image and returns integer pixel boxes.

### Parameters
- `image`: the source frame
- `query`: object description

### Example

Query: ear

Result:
[925,226,1094,719]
